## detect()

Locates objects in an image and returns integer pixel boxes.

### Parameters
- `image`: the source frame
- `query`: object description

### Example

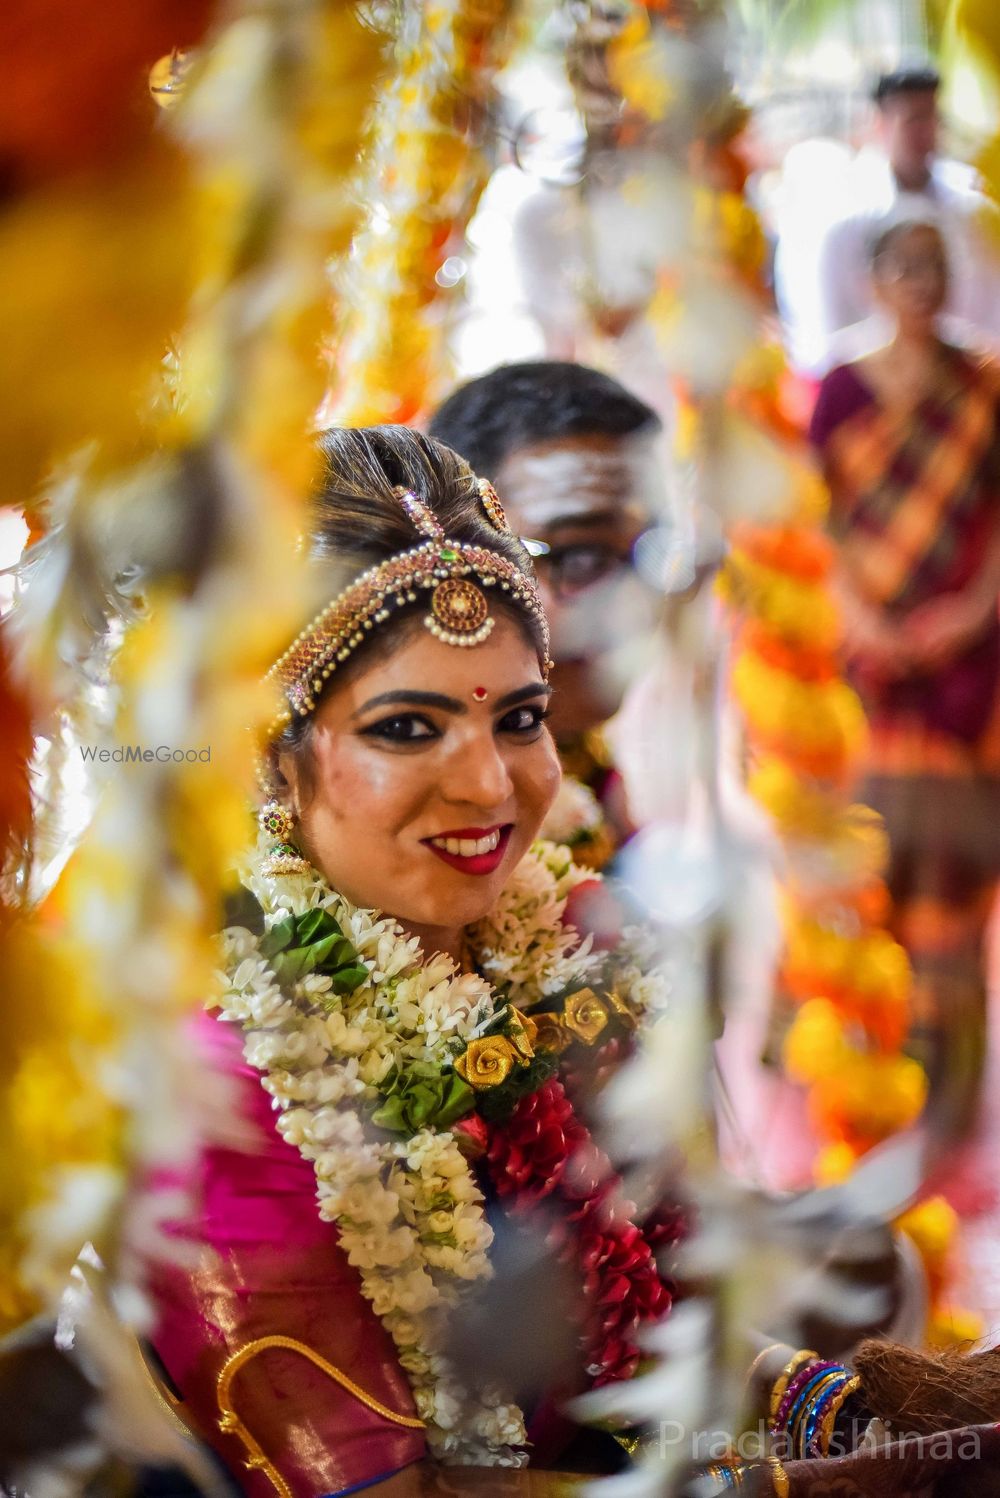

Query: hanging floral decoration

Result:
[714,361,980,1353]
[706,140,979,1352]
[602,0,927,1170]
[606,0,978,1351]
[718,424,928,1170]
[329,0,516,427]
[0,0,385,1362]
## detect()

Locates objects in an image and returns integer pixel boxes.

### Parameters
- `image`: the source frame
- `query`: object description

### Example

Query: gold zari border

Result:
[216,1334,425,1498]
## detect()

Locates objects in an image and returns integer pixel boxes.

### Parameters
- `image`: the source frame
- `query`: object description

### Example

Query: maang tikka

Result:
[265,484,551,731]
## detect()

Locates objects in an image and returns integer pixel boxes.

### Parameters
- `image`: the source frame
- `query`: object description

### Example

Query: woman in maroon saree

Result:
[810,217,1000,1136]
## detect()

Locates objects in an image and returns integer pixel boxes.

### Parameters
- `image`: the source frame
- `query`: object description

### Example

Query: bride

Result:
[151,425,677,1495]
[149,426,1000,1498]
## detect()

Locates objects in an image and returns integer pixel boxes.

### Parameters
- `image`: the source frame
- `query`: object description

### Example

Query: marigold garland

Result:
[330,0,517,426]
[721,456,927,1165]
[682,193,927,1181]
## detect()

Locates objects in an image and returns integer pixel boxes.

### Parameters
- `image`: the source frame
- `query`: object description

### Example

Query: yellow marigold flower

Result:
[814,1053,928,1140]
[454,1036,518,1089]
[732,342,786,397]
[783,999,851,1085]
[733,655,867,760]
[749,759,835,837]
[607,12,675,120]
[897,1197,958,1269]
[815,1142,859,1186]
[562,989,610,1046]
[854,931,911,1002]
[725,554,841,646]
[717,191,767,276]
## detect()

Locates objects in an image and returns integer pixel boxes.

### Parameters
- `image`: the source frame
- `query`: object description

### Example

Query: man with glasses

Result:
[431,360,665,737]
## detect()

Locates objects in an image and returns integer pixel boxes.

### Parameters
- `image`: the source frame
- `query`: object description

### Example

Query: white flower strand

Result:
[470,838,601,1004]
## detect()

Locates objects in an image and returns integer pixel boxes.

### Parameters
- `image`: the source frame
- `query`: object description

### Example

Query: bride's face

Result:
[278,613,561,939]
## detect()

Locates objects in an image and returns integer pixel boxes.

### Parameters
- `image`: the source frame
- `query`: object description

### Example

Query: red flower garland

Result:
[484,1078,672,1387]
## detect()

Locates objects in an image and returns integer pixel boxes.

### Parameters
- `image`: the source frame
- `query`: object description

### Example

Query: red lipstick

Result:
[421,824,513,876]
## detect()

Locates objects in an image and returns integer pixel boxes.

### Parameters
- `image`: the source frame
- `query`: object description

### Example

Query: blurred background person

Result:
[810,215,1000,1138]
[776,62,1000,378]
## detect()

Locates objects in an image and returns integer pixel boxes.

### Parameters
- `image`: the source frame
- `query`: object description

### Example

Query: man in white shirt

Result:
[776,63,1000,376]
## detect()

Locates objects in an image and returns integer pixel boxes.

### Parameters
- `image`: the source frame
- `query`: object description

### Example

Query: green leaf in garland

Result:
[329,963,370,995]
[262,908,368,992]
[296,909,343,944]
[372,1067,476,1134]
[272,942,342,985]
[258,915,297,959]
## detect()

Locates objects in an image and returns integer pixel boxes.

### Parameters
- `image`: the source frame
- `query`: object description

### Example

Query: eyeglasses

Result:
[876,254,947,283]
[521,537,634,601]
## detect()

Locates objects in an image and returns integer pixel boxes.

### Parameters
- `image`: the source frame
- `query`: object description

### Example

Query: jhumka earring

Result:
[259,800,311,877]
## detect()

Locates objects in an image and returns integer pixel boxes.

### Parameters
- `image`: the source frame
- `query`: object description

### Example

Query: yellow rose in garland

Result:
[562,989,610,1046]
[455,1035,520,1089]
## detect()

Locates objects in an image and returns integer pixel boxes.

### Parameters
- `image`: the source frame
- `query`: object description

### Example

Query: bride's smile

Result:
[423,823,512,872]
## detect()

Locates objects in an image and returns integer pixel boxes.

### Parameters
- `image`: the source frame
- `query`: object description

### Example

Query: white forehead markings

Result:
[502,444,662,525]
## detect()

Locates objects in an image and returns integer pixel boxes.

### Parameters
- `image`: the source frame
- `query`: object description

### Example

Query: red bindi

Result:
[472,687,488,702]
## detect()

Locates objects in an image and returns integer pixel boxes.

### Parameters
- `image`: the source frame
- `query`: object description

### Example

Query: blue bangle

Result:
[786,1365,846,1454]
[803,1372,850,1458]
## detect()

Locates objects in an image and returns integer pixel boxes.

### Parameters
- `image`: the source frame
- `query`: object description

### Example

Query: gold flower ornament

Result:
[455,1035,520,1089]
[562,989,610,1046]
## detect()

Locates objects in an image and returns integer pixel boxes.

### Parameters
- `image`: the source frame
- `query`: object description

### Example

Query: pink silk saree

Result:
[149,1011,427,1498]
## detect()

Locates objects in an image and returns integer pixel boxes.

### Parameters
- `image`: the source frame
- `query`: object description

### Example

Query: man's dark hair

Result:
[873,63,940,107]
[868,214,945,267]
[428,361,661,481]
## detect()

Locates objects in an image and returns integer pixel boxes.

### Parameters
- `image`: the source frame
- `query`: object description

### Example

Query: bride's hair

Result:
[270,425,545,770]
[313,425,526,565]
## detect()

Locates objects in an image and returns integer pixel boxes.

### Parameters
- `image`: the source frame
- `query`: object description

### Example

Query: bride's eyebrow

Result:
[351,690,465,718]
[351,683,552,720]
[494,683,553,711]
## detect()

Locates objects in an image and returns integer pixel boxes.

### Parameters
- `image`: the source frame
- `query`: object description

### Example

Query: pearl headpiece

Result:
[267,495,551,730]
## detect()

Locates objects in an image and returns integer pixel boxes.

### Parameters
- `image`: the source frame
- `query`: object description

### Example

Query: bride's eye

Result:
[361,714,439,743]
[498,704,550,736]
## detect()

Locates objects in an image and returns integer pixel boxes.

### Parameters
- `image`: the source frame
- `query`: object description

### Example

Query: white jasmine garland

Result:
[469,838,601,1004]
[215,835,661,1464]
